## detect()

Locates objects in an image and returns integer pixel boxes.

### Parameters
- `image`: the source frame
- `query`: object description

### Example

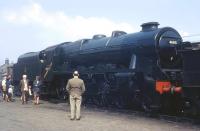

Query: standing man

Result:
[33,76,42,105]
[66,71,85,120]
[1,76,8,101]
[20,74,30,104]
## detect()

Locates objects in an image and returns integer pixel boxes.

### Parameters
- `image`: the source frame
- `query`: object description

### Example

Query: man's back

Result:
[66,78,85,97]
[66,71,85,120]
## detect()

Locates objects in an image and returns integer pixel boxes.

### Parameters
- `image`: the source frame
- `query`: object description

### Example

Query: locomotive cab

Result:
[39,51,47,63]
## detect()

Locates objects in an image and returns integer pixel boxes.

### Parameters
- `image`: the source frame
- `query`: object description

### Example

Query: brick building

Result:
[0,58,14,80]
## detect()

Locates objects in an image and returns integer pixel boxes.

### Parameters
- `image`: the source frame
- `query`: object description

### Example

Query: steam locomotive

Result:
[13,22,200,116]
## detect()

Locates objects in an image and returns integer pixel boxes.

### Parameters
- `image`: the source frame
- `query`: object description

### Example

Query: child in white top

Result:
[7,86,13,102]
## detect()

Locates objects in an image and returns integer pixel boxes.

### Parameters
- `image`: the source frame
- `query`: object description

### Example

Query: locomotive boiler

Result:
[13,22,185,113]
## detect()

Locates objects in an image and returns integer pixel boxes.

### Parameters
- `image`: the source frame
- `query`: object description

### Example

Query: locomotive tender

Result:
[13,22,199,115]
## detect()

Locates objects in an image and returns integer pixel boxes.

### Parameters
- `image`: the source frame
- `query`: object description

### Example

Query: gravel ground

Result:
[0,97,199,131]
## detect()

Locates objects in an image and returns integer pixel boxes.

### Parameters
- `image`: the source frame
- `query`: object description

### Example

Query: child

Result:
[7,86,13,102]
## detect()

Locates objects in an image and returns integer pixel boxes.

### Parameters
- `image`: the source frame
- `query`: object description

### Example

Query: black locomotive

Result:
[13,22,200,116]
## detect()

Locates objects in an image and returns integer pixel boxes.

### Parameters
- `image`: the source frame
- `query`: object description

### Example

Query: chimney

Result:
[141,22,159,31]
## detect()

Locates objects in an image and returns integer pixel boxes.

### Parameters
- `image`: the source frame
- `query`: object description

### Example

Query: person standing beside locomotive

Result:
[1,76,8,101]
[20,74,30,104]
[66,71,85,120]
[32,76,42,105]
[6,75,13,102]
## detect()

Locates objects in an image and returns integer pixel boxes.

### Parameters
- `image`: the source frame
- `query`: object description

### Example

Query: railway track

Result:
[46,98,200,126]
[89,107,200,129]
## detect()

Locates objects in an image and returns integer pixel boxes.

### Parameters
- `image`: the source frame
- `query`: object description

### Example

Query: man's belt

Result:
[72,87,80,88]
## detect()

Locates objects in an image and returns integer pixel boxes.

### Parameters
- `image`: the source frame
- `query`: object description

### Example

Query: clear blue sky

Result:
[0,0,200,64]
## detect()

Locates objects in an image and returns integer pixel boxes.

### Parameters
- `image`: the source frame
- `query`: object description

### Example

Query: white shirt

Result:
[8,87,13,94]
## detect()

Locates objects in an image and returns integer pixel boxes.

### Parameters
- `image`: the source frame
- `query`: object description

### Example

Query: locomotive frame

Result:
[13,22,200,116]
